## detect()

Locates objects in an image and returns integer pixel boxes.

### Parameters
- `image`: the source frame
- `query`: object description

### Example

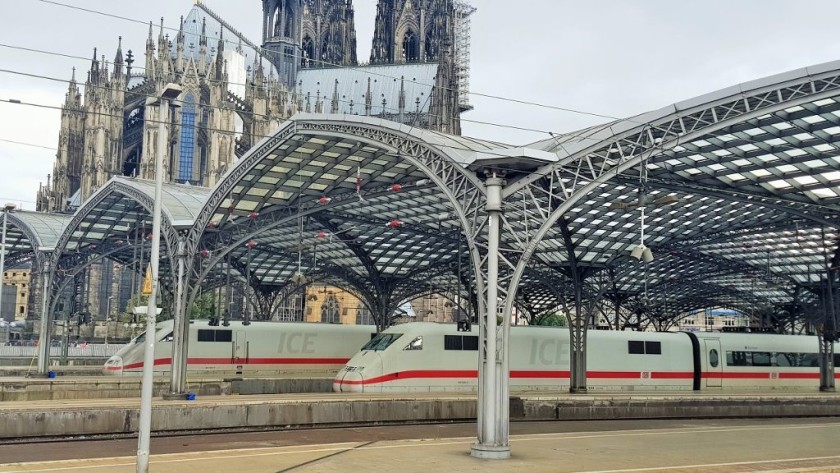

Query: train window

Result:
[774,353,794,367]
[197,329,232,342]
[628,341,645,354]
[727,351,748,366]
[751,352,772,367]
[645,341,662,355]
[161,332,174,342]
[799,354,818,367]
[445,335,463,350]
[709,349,719,368]
[404,336,423,351]
[834,354,840,366]
[197,330,214,342]
[463,336,479,351]
[134,332,146,344]
[362,333,403,351]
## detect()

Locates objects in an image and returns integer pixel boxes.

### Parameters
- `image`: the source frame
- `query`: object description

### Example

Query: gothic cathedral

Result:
[36,0,474,213]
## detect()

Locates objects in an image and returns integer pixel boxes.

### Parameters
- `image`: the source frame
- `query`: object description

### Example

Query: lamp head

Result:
[3,203,16,212]
[631,244,654,263]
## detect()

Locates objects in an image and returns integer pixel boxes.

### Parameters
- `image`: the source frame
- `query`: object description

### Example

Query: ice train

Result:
[103,319,376,376]
[333,322,840,392]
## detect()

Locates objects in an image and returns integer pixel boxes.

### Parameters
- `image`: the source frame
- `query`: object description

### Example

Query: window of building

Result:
[402,30,419,62]
[178,93,197,182]
[320,294,340,324]
[355,305,374,325]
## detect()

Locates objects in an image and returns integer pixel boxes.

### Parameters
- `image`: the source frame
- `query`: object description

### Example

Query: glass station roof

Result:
[32,61,840,327]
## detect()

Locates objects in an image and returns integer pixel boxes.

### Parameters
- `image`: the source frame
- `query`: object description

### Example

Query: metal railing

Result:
[0,344,126,358]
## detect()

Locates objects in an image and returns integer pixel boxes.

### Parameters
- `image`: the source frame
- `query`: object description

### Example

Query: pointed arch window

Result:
[356,304,374,325]
[178,93,196,183]
[402,30,419,63]
[321,31,332,61]
[321,294,340,324]
[425,31,436,61]
[301,35,314,68]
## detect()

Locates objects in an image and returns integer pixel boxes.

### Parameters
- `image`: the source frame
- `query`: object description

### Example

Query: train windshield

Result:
[133,331,146,344]
[362,333,403,351]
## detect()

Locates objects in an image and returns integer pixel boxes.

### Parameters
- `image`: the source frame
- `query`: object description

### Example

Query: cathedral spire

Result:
[398,75,406,121]
[364,77,372,115]
[65,67,80,107]
[89,47,99,83]
[331,79,339,114]
[145,21,156,79]
[199,17,207,47]
[113,36,124,77]
[146,21,154,50]
[214,29,225,80]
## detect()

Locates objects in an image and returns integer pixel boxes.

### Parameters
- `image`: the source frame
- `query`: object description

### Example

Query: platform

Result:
[2,418,840,472]
[0,375,333,401]
[2,390,840,440]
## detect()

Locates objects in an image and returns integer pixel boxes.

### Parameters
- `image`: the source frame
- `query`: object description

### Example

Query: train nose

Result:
[333,366,364,392]
[103,355,123,375]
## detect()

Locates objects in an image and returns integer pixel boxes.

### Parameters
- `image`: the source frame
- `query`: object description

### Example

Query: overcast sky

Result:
[2,0,840,210]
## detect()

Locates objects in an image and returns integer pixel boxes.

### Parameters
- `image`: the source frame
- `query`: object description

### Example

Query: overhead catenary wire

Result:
[0,66,568,142]
[34,0,629,124]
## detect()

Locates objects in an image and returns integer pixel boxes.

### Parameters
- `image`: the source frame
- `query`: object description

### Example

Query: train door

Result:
[233,331,247,365]
[704,339,722,388]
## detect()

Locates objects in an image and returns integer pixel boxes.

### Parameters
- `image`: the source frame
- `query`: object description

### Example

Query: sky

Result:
[2,0,840,210]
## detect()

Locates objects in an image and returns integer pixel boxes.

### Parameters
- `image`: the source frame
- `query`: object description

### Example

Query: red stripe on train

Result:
[339,370,837,386]
[121,357,350,371]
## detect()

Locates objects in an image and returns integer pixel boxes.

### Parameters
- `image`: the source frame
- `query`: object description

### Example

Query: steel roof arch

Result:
[502,60,840,323]
[185,114,501,323]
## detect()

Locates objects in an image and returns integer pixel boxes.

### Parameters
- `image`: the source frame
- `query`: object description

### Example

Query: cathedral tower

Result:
[370,0,454,65]
[261,0,304,87]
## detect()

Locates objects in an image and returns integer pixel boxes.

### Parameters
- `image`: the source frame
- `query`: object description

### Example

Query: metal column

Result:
[471,175,510,459]
[138,82,181,473]
[36,258,52,374]
[167,233,189,398]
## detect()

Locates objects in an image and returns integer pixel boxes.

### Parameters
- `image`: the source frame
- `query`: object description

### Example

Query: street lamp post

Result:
[0,203,16,324]
[137,82,182,473]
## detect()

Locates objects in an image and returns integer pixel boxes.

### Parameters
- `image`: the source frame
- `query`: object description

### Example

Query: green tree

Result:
[532,312,567,327]
[190,292,218,320]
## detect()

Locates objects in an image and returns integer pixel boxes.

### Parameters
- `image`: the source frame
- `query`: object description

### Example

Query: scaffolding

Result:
[453,0,477,109]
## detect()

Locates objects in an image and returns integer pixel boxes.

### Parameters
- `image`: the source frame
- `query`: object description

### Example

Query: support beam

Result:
[471,175,509,459]
[166,232,189,398]
[36,257,52,374]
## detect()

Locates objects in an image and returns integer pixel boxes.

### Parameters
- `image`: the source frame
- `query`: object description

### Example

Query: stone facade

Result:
[2,269,31,321]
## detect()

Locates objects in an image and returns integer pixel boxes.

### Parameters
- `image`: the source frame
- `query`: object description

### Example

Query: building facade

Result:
[36,0,473,213]
[2,269,31,321]
[34,1,474,327]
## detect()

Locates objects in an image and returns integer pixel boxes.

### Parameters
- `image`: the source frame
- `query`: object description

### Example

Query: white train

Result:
[333,322,840,393]
[103,319,376,376]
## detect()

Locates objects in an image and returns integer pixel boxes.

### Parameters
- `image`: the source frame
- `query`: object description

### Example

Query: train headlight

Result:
[103,356,123,374]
